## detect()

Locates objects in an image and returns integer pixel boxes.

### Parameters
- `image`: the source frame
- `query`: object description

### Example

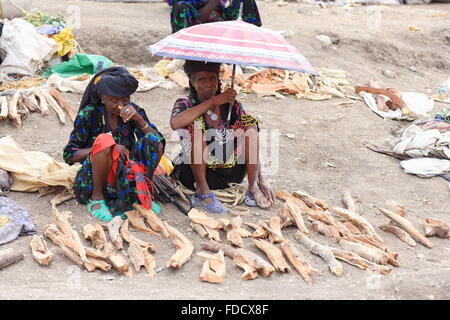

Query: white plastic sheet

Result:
[400,158,450,178]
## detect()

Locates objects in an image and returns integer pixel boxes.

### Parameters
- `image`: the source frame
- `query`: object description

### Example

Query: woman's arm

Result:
[170,98,217,130]
[63,108,94,165]
[198,0,221,22]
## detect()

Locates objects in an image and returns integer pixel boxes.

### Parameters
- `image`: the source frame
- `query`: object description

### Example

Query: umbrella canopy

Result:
[148,19,317,76]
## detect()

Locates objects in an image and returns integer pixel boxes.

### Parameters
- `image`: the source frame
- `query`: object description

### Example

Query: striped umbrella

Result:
[148,19,317,77]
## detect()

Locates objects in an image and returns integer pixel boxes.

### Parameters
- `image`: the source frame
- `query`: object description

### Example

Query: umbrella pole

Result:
[227,64,237,126]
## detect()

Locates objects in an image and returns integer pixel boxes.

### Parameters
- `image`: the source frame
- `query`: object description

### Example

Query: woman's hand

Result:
[211,88,237,107]
[116,144,130,160]
[119,104,139,123]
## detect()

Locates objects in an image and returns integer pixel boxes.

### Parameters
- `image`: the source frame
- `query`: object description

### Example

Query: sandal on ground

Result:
[192,192,229,214]
[152,201,161,215]
[87,199,113,222]
[244,192,257,207]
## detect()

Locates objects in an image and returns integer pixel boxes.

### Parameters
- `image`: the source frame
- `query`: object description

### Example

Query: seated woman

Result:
[170,60,275,214]
[170,0,262,33]
[63,67,166,222]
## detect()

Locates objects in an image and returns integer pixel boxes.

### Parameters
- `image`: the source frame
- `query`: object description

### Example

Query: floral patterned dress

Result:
[63,103,165,215]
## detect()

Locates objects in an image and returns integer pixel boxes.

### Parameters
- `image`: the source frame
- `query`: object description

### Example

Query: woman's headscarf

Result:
[79,66,139,112]
[183,60,222,98]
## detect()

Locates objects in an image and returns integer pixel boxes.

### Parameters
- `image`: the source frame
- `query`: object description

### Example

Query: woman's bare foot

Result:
[248,184,272,209]
[257,176,276,206]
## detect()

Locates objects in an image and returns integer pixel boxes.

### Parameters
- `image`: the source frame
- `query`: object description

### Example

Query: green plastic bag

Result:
[43,54,114,78]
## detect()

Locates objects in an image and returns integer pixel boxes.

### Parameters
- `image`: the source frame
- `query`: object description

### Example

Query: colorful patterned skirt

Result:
[73,132,165,215]
[170,0,262,33]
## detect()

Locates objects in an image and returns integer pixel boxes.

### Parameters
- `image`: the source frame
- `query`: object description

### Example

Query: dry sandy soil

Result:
[1,0,450,301]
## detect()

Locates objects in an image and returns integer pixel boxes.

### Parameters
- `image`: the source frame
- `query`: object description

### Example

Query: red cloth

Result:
[89,133,119,187]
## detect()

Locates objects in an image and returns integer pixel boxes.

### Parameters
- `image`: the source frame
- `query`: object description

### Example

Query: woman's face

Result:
[191,71,218,101]
[101,95,131,115]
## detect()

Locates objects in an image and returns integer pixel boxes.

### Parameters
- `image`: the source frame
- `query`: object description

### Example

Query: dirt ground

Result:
[1,0,450,300]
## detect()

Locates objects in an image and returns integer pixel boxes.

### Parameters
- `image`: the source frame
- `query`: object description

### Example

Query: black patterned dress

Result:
[63,103,166,215]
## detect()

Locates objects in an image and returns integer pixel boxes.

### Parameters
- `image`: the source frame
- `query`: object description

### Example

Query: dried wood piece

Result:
[249,223,269,239]
[85,257,111,272]
[344,222,361,234]
[190,222,208,238]
[0,96,8,120]
[53,208,87,262]
[20,92,40,112]
[108,252,133,277]
[49,88,77,121]
[311,220,340,242]
[143,249,156,277]
[34,88,49,116]
[0,248,24,270]
[188,208,223,229]
[125,210,160,237]
[134,203,169,237]
[331,248,391,275]
[252,239,291,273]
[50,190,74,206]
[292,190,329,210]
[342,190,357,213]
[339,239,389,266]
[201,240,275,279]
[85,247,109,260]
[119,219,156,252]
[204,225,222,242]
[198,250,226,284]
[44,223,84,267]
[221,217,245,248]
[40,89,66,123]
[378,208,433,248]
[279,203,295,228]
[105,216,124,250]
[285,199,310,235]
[346,234,399,267]
[83,224,114,252]
[280,241,316,286]
[332,207,385,244]
[385,200,406,217]
[164,221,194,269]
[268,217,284,243]
[294,231,343,276]
[380,223,416,247]
[30,235,53,266]
[8,91,21,128]
[128,242,150,275]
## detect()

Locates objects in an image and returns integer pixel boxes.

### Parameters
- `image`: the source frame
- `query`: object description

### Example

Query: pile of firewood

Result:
[0,88,76,128]
[30,202,194,277]
[192,190,447,286]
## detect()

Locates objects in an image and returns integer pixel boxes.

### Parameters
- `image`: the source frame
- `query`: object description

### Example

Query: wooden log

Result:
[280,241,316,286]
[164,221,194,269]
[342,190,357,213]
[49,88,77,122]
[249,223,269,239]
[40,89,66,124]
[220,218,244,248]
[119,219,156,252]
[378,208,433,248]
[0,96,8,120]
[385,200,406,217]
[8,91,21,128]
[311,220,341,242]
[292,190,329,210]
[83,224,114,253]
[268,217,284,243]
[339,239,389,266]
[34,88,49,116]
[279,203,295,228]
[85,257,111,272]
[30,235,53,266]
[346,234,399,267]
[44,224,85,267]
[0,248,24,270]
[197,250,226,284]
[50,190,74,207]
[294,231,343,276]
[20,92,40,112]
[285,199,310,235]
[331,248,391,275]
[143,249,156,277]
[252,239,291,273]
[201,240,275,278]
[104,216,124,250]
[379,223,416,247]
[125,210,160,237]
[108,253,133,277]
[425,218,450,239]
[127,241,147,272]
[85,247,109,260]
[332,207,385,244]
[188,208,223,229]
[190,222,208,238]
[344,222,361,235]
[134,203,169,237]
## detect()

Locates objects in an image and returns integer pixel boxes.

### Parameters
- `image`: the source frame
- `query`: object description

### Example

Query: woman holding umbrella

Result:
[170,0,262,33]
[170,60,275,214]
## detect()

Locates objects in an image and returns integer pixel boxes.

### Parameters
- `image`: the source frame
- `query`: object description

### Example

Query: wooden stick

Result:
[294,231,343,276]
[339,239,389,265]
[108,253,133,277]
[344,222,361,234]
[197,250,226,284]
[379,223,416,247]
[280,241,316,286]
[285,199,310,235]
[268,217,284,243]
[331,248,391,275]
[292,190,329,210]
[104,216,124,251]
[385,200,406,217]
[378,208,433,248]
[311,220,341,242]
[8,91,21,128]
[49,88,77,122]
[279,203,295,228]
[20,92,40,112]
[0,248,24,270]
[164,221,194,269]
[125,210,160,237]
[34,88,49,116]
[83,224,114,253]
[30,235,53,266]
[120,219,156,252]
[252,239,291,273]
[188,208,223,229]
[190,222,209,238]
[425,218,450,238]
[134,203,169,237]
[220,218,245,248]
[0,96,8,120]
[342,190,357,213]
[40,89,66,124]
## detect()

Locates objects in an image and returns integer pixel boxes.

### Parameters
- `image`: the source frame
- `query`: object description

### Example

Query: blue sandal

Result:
[244,192,257,207]
[87,199,113,222]
[192,192,228,214]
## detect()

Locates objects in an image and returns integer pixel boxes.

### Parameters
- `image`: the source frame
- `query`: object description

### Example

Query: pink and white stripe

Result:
[149,20,317,75]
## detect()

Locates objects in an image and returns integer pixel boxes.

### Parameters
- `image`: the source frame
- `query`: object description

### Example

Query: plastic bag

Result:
[43,53,114,78]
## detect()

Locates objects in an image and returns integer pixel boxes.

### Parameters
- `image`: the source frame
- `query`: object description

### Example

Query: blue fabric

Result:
[0,197,36,245]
